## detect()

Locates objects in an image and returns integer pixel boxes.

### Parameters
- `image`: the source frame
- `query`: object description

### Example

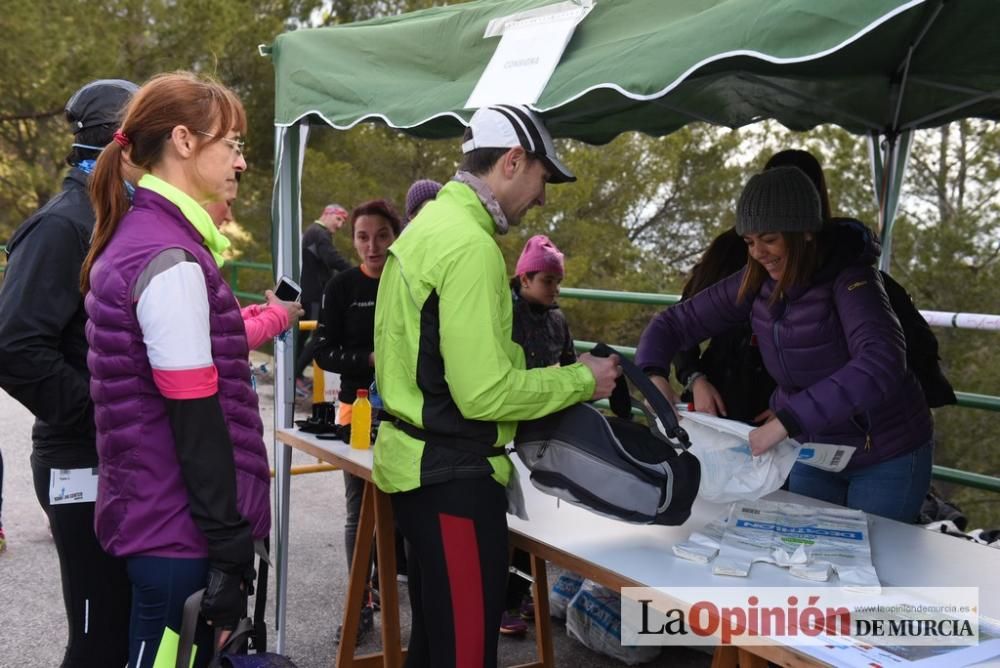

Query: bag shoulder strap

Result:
[177,589,204,668]
[591,342,691,448]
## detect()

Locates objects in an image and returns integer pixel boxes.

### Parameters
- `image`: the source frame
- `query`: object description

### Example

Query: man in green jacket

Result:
[373,105,619,668]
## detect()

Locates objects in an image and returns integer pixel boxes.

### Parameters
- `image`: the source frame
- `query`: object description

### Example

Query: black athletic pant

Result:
[391,477,508,668]
[32,459,131,668]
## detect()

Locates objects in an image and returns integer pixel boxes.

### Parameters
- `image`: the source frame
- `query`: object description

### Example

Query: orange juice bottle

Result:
[350,390,372,450]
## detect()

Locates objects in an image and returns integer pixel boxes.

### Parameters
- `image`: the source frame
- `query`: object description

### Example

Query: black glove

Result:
[201,563,255,629]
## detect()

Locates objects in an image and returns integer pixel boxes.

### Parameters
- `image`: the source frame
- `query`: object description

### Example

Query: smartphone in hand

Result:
[273,275,302,302]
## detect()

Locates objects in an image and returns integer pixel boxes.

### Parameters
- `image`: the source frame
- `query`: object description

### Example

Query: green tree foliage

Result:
[888,121,1000,527]
[0,0,322,240]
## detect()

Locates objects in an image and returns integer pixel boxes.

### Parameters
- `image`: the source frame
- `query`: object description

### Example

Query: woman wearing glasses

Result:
[81,72,268,667]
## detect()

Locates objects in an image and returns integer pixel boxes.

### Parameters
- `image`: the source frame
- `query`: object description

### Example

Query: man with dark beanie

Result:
[0,78,136,667]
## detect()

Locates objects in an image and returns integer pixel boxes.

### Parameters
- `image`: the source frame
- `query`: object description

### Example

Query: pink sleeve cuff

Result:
[242,303,291,351]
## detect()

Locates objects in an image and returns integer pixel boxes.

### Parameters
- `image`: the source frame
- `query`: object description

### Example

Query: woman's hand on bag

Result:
[692,377,727,416]
[201,563,253,631]
[748,417,788,456]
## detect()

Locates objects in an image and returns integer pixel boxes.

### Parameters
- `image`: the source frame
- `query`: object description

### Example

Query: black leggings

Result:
[391,477,508,668]
[32,460,132,668]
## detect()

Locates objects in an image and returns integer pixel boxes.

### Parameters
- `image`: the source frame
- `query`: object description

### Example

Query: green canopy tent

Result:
[265,0,1000,649]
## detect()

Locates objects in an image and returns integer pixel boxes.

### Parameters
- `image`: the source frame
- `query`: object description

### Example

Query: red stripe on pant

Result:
[439,512,484,666]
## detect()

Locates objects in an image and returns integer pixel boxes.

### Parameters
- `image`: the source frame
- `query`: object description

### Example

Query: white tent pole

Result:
[868,130,913,273]
[272,119,308,653]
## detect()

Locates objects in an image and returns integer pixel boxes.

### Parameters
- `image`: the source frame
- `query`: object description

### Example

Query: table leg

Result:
[736,648,769,668]
[373,485,403,668]
[710,646,738,668]
[335,482,377,667]
[509,553,553,668]
[711,646,771,668]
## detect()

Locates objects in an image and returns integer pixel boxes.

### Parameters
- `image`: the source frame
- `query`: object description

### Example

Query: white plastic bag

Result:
[566,580,661,666]
[549,572,584,619]
[678,412,798,503]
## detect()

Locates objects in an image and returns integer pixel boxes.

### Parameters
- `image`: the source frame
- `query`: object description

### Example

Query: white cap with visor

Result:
[462,105,576,184]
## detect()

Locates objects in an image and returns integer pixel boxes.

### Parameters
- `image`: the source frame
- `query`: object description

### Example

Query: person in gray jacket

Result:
[0,79,136,667]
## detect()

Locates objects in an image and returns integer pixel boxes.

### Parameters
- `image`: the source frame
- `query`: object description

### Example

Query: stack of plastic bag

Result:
[566,580,661,665]
[549,572,584,619]
[673,499,880,590]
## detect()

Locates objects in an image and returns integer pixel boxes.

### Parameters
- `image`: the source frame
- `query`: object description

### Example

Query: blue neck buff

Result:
[73,159,135,198]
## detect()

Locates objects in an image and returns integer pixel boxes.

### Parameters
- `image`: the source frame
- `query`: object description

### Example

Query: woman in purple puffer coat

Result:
[636,166,933,523]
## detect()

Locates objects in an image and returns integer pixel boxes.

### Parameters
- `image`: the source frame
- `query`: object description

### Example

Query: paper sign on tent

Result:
[466,0,594,108]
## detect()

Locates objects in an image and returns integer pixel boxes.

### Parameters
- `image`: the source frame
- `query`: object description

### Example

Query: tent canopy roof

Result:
[270,0,1000,144]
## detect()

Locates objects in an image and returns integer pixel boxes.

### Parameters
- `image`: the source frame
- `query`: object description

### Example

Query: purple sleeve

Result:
[635,269,751,375]
[781,265,907,435]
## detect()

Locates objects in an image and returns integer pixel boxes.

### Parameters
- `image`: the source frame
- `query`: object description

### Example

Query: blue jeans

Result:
[787,440,933,523]
[126,556,212,668]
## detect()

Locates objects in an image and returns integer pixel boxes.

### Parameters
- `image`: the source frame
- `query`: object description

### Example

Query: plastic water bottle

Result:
[368,380,384,411]
[350,390,372,450]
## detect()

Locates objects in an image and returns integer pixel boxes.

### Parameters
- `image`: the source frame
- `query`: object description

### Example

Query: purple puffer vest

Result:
[85,188,270,558]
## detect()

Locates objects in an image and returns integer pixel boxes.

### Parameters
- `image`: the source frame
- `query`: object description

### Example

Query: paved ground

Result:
[0,355,712,667]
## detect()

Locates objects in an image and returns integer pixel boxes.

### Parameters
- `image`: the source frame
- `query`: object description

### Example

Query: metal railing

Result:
[227,259,270,303]
[9,253,995,492]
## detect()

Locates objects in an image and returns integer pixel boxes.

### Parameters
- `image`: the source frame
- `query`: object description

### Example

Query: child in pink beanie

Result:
[502,234,577,635]
[511,235,575,366]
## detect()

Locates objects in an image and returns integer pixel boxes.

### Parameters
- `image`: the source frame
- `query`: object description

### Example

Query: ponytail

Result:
[81,140,130,293]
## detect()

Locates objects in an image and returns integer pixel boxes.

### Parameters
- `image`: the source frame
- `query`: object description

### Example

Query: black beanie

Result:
[735,166,822,235]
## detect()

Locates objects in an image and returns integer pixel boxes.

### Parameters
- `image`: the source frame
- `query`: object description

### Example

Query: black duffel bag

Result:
[514,343,701,525]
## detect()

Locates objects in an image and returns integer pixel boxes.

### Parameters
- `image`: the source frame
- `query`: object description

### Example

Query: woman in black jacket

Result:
[313,199,402,643]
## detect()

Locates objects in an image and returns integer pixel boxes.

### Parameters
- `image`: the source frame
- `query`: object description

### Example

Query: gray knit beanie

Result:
[735,166,823,235]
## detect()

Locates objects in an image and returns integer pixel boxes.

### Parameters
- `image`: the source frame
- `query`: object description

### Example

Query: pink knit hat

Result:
[516,235,564,278]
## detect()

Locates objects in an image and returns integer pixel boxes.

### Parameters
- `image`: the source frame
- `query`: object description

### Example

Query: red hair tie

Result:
[113,129,130,148]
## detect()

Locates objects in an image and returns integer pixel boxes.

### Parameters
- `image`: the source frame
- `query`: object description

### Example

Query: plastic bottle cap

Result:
[356,389,368,398]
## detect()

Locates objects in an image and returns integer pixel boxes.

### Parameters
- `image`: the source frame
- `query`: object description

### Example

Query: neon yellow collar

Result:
[138,173,231,267]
